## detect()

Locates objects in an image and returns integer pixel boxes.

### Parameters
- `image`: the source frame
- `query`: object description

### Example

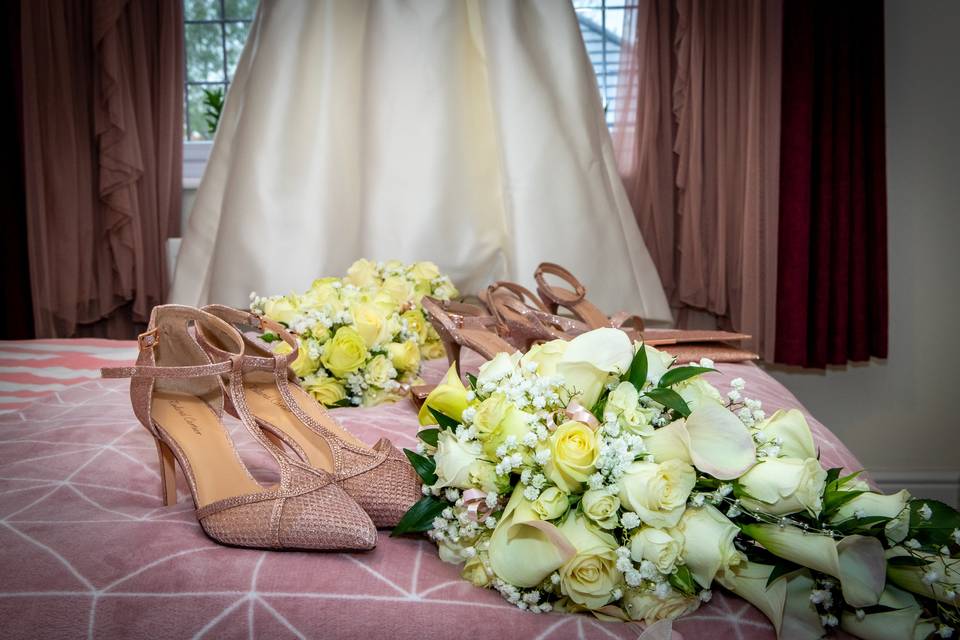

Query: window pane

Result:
[224,0,258,20]
[184,0,221,21]
[186,23,225,83]
[225,21,252,79]
[186,83,225,141]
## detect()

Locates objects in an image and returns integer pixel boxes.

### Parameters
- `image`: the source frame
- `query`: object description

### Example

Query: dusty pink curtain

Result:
[20,0,183,338]
[613,0,782,359]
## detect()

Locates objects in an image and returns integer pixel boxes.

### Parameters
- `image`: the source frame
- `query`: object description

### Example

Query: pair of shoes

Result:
[102,304,421,552]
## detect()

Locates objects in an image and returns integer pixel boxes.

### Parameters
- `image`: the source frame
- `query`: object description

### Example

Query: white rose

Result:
[581,489,621,529]
[557,514,620,610]
[532,486,569,521]
[675,378,724,412]
[828,489,911,544]
[618,460,696,528]
[642,344,676,387]
[432,430,483,490]
[262,297,299,326]
[344,258,380,287]
[623,587,700,624]
[630,527,684,574]
[605,381,655,435]
[477,351,520,388]
[739,457,828,517]
[677,505,744,587]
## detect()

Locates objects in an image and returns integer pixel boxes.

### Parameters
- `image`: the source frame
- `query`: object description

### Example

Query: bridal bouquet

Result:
[250,259,458,407]
[396,328,959,639]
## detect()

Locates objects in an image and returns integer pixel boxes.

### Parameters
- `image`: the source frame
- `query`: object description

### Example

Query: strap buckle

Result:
[137,328,159,350]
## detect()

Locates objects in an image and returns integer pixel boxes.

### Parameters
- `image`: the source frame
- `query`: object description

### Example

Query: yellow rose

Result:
[461,554,492,588]
[320,326,368,378]
[623,587,700,624]
[542,421,599,493]
[272,340,318,378]
[344,258,380,287]
[381,276,415,305]
[738,457,828,517]
[310,324,331,343]
[303,375,347,406]
[420,339,446,361]
[432,430,483,490]
[557,513,620,610]
[431,279,459,300]
[302,280,341,310]
[630,526,684,574]
[677,505,744,587]
[418,364,470,425]
[262,297,299,326]
[352,302,390,348]
[361,387,401,407]
[401,309,430,343]
[410,261,441,282]
[386,340,420,373]
[532,486,569,521]
[618,460,695,528]
[364,354,396,388]
[520,339,568,376]
[581,489,621,529]
[472,394,534,459]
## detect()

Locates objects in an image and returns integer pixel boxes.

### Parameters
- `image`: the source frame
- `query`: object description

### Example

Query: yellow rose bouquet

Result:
[396,328,960,638]
[249,259,458,407]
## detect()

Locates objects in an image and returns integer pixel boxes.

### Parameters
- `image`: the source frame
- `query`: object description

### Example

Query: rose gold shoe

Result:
[420,296,517,375]
[101,305,377,551]
[534,262,647,337]
[196,305,421,529]
[480,281,589,345]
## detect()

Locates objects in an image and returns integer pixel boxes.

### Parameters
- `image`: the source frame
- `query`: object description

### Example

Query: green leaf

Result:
[403,449,437,485]
[391,496,447,537]
[427,407,460,431]
[625,346,648,391]
[766,560,801,588]
[837,470,864,487]
[822,490,867,516]
[644,387,691,418]
[833,515,892,534]
[907,499,960,546]
[329,398,354,408]
[824,467,843,490]
[658,366,716,388]
[260,332,279,343]
[466,373,478,390]
[417,428,440,448]
[887,555,932,567]
[668,565,697,596]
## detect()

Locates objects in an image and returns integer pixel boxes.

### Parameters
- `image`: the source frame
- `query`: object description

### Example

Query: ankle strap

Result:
[200,304,299,371]
[102,359,234,379]
[534,262,587,304]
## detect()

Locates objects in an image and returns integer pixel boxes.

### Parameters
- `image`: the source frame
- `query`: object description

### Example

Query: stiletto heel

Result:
[197,305,423,529]
[102,304,376,550]
[156,439,178,507]
[442,339,462,374]
[420,297,516,374]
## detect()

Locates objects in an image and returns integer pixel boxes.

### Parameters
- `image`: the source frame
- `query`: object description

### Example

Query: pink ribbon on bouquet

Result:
[462,488,493,523]
[564,400,600,430]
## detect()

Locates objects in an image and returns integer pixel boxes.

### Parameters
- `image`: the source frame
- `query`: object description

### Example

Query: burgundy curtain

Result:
[613,0,782,360]
[19,0,183,338]
[775,0,888,367]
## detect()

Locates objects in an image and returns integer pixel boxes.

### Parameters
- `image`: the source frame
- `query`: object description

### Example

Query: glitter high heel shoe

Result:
[196,305,421,528]
[101,305,377,551]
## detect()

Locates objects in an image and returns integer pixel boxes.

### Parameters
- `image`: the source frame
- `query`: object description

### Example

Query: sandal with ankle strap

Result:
[196,305,422,529]
[481,281,589,345]
[101,304,377,550]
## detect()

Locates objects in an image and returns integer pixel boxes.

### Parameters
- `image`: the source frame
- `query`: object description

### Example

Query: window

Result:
[572,1,633,130]
[183,0,258,141]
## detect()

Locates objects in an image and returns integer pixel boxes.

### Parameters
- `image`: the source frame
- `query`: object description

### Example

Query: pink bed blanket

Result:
[0,343,865,639]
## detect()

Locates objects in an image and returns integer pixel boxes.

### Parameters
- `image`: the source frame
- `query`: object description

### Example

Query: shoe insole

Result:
[152,390,263,507]
[240,371,366,473]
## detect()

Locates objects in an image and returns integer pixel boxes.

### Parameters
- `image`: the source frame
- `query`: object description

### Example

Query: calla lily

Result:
[755,409,817,459]
[644,400,756,479]
[521,339,568,376]
[742,524,886,608]
[488,486,576,588]
[562,328,634,374]
[718,564,824,639]
[839,584,936,640]
[477,352,521,388]
[738,458,828,517]
[418,364,470,425]
[828,490,912,544]
[556,360,610,410]
[886,547,960,604]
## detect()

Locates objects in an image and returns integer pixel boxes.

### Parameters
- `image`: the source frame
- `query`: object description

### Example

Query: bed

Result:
[0,339,865,639]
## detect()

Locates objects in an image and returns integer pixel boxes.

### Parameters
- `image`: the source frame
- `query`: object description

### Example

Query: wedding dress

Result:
[171,0,671,323]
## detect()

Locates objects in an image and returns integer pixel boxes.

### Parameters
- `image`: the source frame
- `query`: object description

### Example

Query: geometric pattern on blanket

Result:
[0,353,864,639]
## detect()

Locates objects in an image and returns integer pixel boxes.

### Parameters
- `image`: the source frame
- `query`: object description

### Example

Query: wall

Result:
[766,0,960,505]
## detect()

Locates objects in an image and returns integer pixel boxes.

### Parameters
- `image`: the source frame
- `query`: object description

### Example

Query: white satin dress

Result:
[171,0,671,323]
